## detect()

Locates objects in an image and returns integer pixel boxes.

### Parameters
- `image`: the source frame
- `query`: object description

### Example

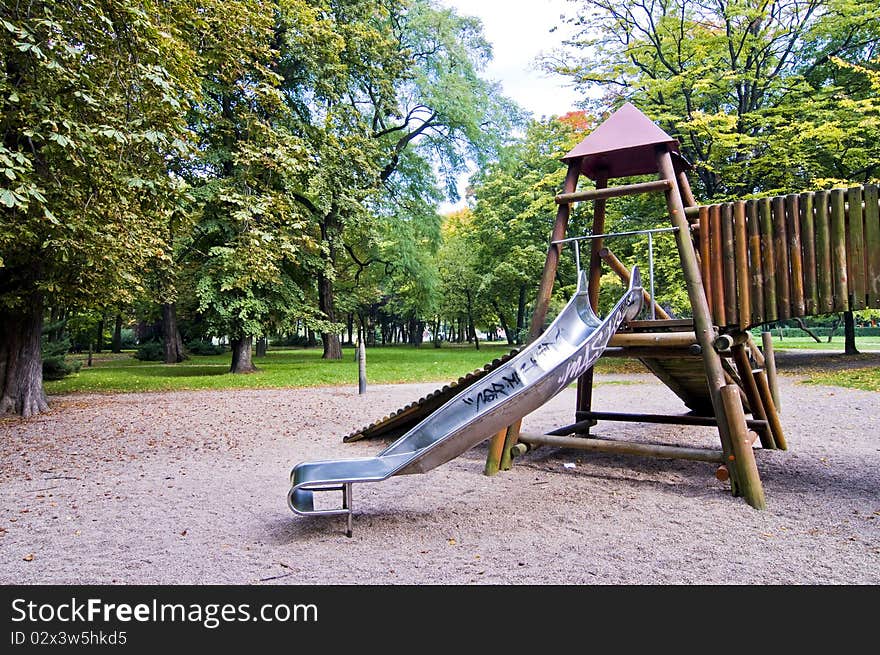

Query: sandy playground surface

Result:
[1,355,878,585]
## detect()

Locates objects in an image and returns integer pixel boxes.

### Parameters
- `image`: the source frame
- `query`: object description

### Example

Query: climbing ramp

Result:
[288,270,643,534]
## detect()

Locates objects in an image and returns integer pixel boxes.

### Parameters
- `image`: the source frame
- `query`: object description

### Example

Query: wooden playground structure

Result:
[348,103,880,509]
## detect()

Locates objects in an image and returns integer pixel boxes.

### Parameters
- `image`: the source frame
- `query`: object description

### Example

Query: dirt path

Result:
[1,371,878,584]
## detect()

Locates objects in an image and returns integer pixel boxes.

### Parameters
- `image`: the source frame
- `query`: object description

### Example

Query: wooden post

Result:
[699,206,713,318]
[656,146,742,495]
[485,161,581,475]
[754,369,787,450]
[733,201,750,329]
[847,186,867,310]
[721,203,738,325]
[720,384,766,510]
[771,196,791,320]
[814,190,834,313]
[731,344,775,449]
[785,194,806,317]
[800,192,818,315]
[574,174,610,437]
[484,427,508,476]
[863,184,880,307]
[710,204,726,326]
[760,331,780,412]
[357,332,366,395]
[829,189,849,312]
[746,199,764,326]
[759,198,778,322]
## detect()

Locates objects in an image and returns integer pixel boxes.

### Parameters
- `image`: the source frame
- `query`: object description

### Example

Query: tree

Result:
[180,0,329,373]
[279,0,519,358]
[545,0,880,199]
[468,113,592,341]
[1,0,198,415]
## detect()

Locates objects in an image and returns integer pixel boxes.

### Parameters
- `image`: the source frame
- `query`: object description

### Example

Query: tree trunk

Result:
[255,337,267,357]
[318,209,343,360]
[466,292,479,351]
[0,295,49,418]
[515,284,527,344]
[493,301,514,346]
[161,302,186,364]
[111,314,123,353]
[95,316,104,353]
[230,336,258,373]
[844,310,859,355]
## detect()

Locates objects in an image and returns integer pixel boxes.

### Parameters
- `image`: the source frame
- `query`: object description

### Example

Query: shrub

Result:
[134,341,165,361]
[41,337,81,380]
[186,339,225,355]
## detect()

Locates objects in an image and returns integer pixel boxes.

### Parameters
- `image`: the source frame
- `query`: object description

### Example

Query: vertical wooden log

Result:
[486,161,581,475]
[587,175,609,312]
[574,175,610,440]
[710,204,726,326]
[847,186,867,310]
[759,198,778,323]
[657,147,740,496]
[677,170,698,208]
[484,427,508,476]
[772,196,791,320]
[721,203,738,325]
[785,194,805,318]
[754,369,787,450]
[733,201,751,329]
[829,188,849,312]
[864,184,880,308]
[799,192,818,316]
[761,331,780,412]
[699,206,713,319]
[746,200,764,325]
[731,344,775,449]
[814,190,834,313]
[721,384,766,510]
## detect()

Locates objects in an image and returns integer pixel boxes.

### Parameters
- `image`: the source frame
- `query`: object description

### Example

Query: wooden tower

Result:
[486,103,780,509]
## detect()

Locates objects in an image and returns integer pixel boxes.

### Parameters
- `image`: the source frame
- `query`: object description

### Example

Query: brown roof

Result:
[562,103,687,180]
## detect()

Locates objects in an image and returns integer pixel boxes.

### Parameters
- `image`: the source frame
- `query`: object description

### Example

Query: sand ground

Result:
[1,362,878,584]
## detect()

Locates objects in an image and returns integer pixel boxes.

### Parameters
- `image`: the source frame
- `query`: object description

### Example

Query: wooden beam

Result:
[518,433,725,464]
[731,344,775,449]
[608,332,697,347]
[555,179,671,204]
[656,146,740,494]
[559,412,769,431]
[721,384,766,509]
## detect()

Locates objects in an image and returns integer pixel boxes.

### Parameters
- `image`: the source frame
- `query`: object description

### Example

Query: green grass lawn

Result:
[802,368,880,392]
[759,335,880,351]
[46,344,642,395]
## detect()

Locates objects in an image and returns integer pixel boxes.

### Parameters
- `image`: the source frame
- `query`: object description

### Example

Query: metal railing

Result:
[552,226,679,320]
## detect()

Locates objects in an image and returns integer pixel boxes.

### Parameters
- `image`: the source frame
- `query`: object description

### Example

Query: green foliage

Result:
[546,0,880,198]
[0,0,198,312]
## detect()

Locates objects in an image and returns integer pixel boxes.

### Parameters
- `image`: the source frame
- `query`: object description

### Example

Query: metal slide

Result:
[288,268,643,534]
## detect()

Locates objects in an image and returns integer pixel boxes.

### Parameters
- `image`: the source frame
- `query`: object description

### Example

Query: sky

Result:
[436,0,584,210]
[439,0,583,119]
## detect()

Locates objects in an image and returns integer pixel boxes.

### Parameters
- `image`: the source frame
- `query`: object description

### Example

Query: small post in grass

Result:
[357,326,367,395]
